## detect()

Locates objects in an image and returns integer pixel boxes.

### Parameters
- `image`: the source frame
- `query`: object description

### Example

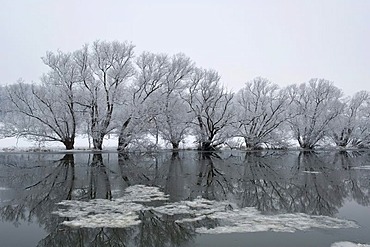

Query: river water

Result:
[0,150,369,247]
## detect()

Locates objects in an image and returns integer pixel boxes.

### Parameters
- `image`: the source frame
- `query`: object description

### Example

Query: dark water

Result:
[0,150,370,247]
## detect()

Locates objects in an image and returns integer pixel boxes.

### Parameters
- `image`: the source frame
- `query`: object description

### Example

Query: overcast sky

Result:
[1,0,369,96]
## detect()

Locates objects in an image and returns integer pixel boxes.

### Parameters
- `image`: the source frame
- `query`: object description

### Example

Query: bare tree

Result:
[234,77,293,149]
[117,52,168,151]
[6,50,80,149]
[0,86,6,119]
[74,41,135,150]
[288,79,344,149]
[0,85,16,138]
[329,91,370,148]
[351,96,370,148]
[153,54,194,149]
[183,68,234,151]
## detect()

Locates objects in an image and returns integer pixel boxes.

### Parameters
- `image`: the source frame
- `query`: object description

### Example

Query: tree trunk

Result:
[93,136,103,150]
[244,138,260,150]
[63,138,75,150]
[171,141,180,150]
[299,142,315,150]
[117,134,131,152]
[333,129,351,148]
[199,141,215,151]
[117,117,132,152]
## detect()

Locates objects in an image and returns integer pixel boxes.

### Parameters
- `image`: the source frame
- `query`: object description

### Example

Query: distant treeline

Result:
[0,40,369,151]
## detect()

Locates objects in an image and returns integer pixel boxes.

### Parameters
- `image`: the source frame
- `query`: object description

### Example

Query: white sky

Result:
[1,0,369,96]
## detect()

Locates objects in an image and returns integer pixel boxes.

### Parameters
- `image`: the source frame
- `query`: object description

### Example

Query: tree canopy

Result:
[2,40,370,151]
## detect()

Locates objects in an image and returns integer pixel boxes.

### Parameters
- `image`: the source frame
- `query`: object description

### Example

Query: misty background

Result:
[1,0,369,96]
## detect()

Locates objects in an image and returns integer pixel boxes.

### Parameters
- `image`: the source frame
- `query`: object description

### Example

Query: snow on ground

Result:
[0,135,198,152]
[54,185,358,233]
[0,136,118,151]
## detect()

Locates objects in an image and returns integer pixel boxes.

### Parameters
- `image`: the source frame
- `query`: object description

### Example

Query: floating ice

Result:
[352,166,370,170]
[0,187,10,190]
[54,185,358,233]
[116,184,169,202]
[195,210,358,234]
[62,212,141,228]
[154,197,233,217]
[154,198,357,234]
[331,242,370,247]
[54,184,167,228]
[56,200,144,228]
[302,171,321,174]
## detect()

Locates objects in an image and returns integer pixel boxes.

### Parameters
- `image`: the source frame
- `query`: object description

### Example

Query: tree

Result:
[183,68,234,151]
[6,50,80,149]
[0,86,6,119]
[116,52,168,151]
[0,85,14,138]
[234,77,293,149]
[153,53,194,149]
[74,41,135,150]
[351,95,370,148]
[329,91,370,148]
[288,79,344,149]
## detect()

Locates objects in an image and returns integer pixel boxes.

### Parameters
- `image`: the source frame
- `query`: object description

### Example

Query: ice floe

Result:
[54,184,167,228]
[116,184,169,202]
[302,171,321,174]
[195,210,358,234]
[331,242,370,247]
[54,185,358,233]
[56,200,144,228]
[352,166,370,170]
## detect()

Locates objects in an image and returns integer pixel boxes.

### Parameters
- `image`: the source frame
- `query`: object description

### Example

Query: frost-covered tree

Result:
[0,86,11,137]
[351,96,370,148]
[0,86,6,118]
[7,83,77,149]
[74,41,135,150]
[183,69,234,150]
[6,51,81,149]
[288,79,344,149]
[234,77,293,149]
[153,54,194,149]
[329,91,370,148]
[116,52,168,151]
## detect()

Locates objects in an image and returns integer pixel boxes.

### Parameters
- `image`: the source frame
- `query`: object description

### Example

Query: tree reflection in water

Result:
[0,150,370,246]
[239,151,292,212]
[333,151,370,206]
[191,152,230,201]
[0,154,76,230]
[239,151,369,216]
[89,154,112,200]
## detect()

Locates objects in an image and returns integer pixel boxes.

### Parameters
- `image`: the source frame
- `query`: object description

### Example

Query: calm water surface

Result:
[0,150,370,247]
